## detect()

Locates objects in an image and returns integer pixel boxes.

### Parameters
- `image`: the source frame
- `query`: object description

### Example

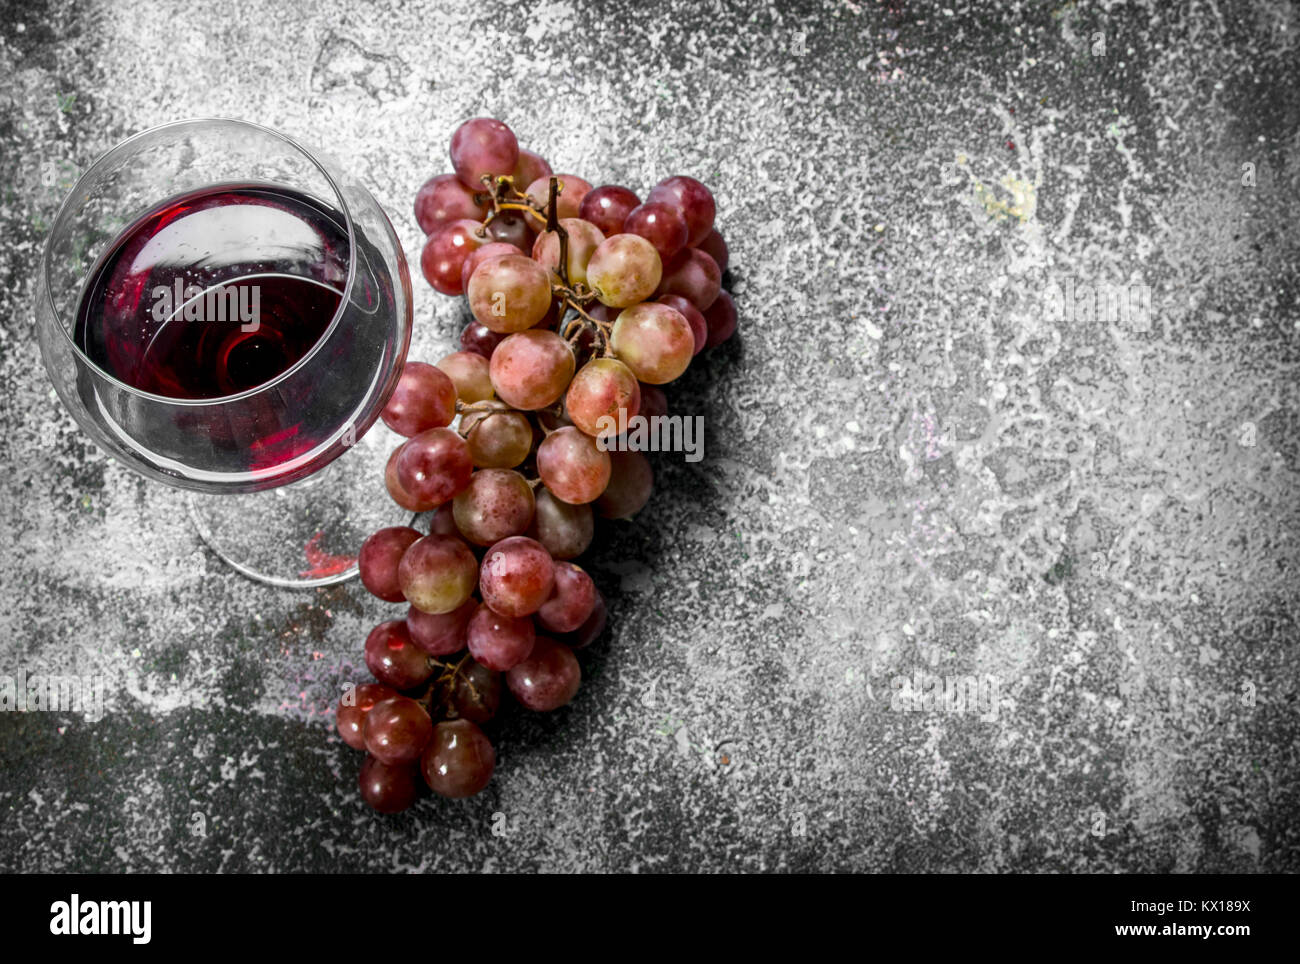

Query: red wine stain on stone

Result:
[300,531,356,578]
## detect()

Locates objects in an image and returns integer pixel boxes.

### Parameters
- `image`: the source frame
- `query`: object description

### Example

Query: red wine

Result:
[76,184,349,400]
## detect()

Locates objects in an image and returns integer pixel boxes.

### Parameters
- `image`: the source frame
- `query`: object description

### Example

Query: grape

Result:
[466,602,536,671]
[382,362,457,437]
[536,562,597,633]
[656,247,720,311]
[337,682,399,751]
[656,293,707,356]
[586,234,662,308]
[427,503,461,537]
[420,219,485,296]
[363,696,434,766]
[484,211,536,252]
[468,254,553,333]
[695,227,729,273]
[359,755,420,813]
[385,445,438,513]
[479,535,555,617]
[461,402,534,468]
[422,719,495,798]
[461,240,520,290]
[537,426,612,504]
[512,148,553,190]
[703,290,737,348]
[436,350,494,404]
[364,620,435,690]
[398,534,479,614]
[561,590,606,650]
[460,321,505,359]
[406,596,477,656]
[595,450,653,519]
[442,658,501,724]
[609,302,694,384]
[506,637,580,711]
[489,330,575,410]
[414,173,490,235]
[452,468,536,546]
[637,382,668,420]
[450,117,519,190]
[531,218,605,286]
[565,357,641,438]
[623,202,688,261]
[395,427,473,506]
[587,302,620,323]
[525,174,592,220]
[359,526,422,602]
[579,185,640,238]
[528,488,594,560]
[646,175,716,246]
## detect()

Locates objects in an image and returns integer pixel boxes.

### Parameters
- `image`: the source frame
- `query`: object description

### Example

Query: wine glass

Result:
[37,118,412,587]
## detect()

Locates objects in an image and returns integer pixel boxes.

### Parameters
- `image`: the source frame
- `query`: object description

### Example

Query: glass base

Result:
[188,427,399,588]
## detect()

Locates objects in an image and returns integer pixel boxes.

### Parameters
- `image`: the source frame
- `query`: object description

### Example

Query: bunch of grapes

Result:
[338,117,736,813]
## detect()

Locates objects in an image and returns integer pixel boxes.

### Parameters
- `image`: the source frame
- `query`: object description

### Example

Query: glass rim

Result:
[40,116,360,407]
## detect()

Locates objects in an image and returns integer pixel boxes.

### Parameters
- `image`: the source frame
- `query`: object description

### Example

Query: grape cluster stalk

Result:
[340,117,738,813]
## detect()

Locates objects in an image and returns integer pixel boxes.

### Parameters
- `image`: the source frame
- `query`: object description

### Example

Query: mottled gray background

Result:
[1,0,1298,872]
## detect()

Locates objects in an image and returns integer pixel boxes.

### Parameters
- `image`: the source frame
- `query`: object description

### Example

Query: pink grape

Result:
[363,696,433,766]
[531,218,605,286]
[623,202,689,260]
[460,321,505,358]
[595,450,653,519]
[382,362,457,437]
[565,357,641,438]
[436,350,494,404]
[512,148,553,190]
[385,445,438,513]
[422,719,495,798]
[506,637,580,712]
[359,526,422,602]
[703,290,737,348]
[525,174,592,220]
[460,240,519,289]
[488,330,575,410]
[452,468,536,546]
[395,427,473,506]
[646,175,716,246]
[364,620,434,690]
[696,228,729,273]
[359,755,420,813]
[656,293,707,356]
[528,488,594,560]
[466,603,536,671]
[537,426,612,504]
[398,534,479,614]
[536,561,597,633]
[656,247,720,311]
[479,535,555,617]
[414,173,489,235]
[586,234,662,307]
[420,219,485,296]
[461,402,534,468]
[610,301,694,384]
[450,117,519,190]
[406,596,477,656]
[337,682,399,751]
[468,254,553,333]
[561,590,606,650]
[579,185,640,238]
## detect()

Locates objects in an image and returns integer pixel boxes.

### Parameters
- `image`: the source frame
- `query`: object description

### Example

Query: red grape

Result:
[586,234,662,307]
[450,117,519,190]
[703,290,737,348]
[442,658,501,724]
[562,590,607,650]
[506,637,580,711]
[609,302,694,384]
[406,597,477,656]
[595,450,653,519]
[488,330,575,410]
[460,240,519,290]
[414,173,489,235]
[436,350,494,404]
[637,382,668,420]
[536,426,612,504]
[395,427,473,506]
[364,620,434,690]
[579,185,640,238]
[337,682,399,751]
[565,357,641,438]
[646,175,716,246]
[656,247,720,311]
[528,488,594,560]
[695,227,728,273]
[363,696,433,766]
[531,218,605,286]
[461,402,533,468]
[537,561,597,633]
[512,148,553,190]
[484,211,536,252]
[656,293,707,356]
[525,174,592,220]
[422,719,495,798]
[452,468,536,546]
[460,321,505,359]
[359,755,421,813]
[466,602,536,671]
[420,219,485,296]
[479,535,555,617]
[468,253,553,333]
[359,526,422,602]
[623,202,688,261]
[398,534,479,614]
[427,503,460,537]
[382,362,457,437]
[385,445,438,513]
